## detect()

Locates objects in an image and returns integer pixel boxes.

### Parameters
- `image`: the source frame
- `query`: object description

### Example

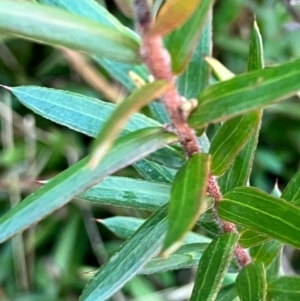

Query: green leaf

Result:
[80,206,168,301]
[165,0,214,73]
[266,251,281,282]
[100,216,211,244]
[7,86,183,168]
[216,284,238,301]
[250,240,282,268]
[39,0,134,38]
[218,130,260,193]
[239,229,270,248]
[236,262,267,301]
[210,112,260,176]
[97,57,149,91]
[90,81,170,168]
[79,176,170,211]
[8,86,158,137]
[150,0,202,36]
[0,0,140,64]
[189,58,300,128]
[190,233,238,301]
[162,153,210,256]
[142,243,208,274]
[219,187,300,249]
[148,101,170,124]
[219,21,263,191]
[134,159,175,183]
[247,20,264,72]
[0,128,177,243]
[282,169,300,206]
[177,17,212,98]
[39,0,147,92]
[267,277,300,301]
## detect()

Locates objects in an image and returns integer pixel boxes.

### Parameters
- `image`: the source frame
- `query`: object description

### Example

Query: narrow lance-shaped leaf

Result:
[39,0,170,127]
[0,0,140,63]
[142,243,208,274]
[89,81,170,168]
[162,153,210,257]
[215,284,238,301]
[0,128,177,243]
[86,242,212,277]
[150,0,201,36]
[236,262,267,301]
[219,187,300,249]
[7,85,184,168]
[79,176,171,211]
[189,58,300,128]
[282,169,300,206]
[219,20,264,192]
[250,240,282,268]
[190,233,238,301]
[165,0,215,73]
[38,0,149,93]
[99,216,211,244]
[133,159,175,183]
[177,16,212,98]
[239,229,270,248]
[38,0,136,39]
[210,112,260,176]
[80,206,168,301]
[247,20,264,71]
[267,277,300,301]
[266,251,281,282]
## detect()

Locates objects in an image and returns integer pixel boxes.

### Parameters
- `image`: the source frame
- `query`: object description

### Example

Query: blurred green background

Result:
[1,0,300,300]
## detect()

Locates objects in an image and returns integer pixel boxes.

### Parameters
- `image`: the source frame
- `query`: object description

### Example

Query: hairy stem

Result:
[133,0,250,267]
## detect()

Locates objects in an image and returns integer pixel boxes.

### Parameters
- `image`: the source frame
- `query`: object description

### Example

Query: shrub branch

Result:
[133,0,250,267]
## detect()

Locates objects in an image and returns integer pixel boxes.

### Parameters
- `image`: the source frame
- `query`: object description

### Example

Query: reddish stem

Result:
[133,0,250,268]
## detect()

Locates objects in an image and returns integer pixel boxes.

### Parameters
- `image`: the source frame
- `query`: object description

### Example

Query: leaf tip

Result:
[92,218,103,224]
[0,84,12,91]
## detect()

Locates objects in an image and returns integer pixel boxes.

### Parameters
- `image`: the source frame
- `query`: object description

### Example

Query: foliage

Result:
[1,0,300,301]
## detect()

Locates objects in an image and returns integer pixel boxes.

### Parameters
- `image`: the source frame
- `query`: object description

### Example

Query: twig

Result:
[133,0,250,267]
[133,0,199,157]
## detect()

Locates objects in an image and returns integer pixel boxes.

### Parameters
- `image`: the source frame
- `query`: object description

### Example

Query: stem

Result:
[133,0,199,157]
[133,0,250,267]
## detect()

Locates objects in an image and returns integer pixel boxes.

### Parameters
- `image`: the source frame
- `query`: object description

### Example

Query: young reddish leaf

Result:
[165,0,215,73]
[162,153,210,257]
[150,0,201,36]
